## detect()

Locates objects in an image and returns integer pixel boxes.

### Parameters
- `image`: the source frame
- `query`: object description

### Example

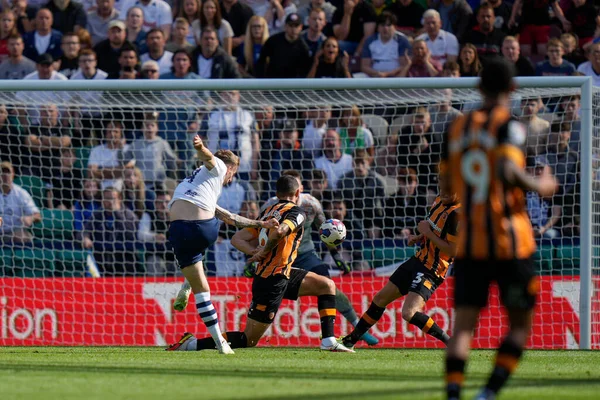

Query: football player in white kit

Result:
[168,135,278,354]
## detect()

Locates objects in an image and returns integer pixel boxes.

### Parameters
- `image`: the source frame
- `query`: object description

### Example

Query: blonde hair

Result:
[243,16,269,74]
[215,150,240,167]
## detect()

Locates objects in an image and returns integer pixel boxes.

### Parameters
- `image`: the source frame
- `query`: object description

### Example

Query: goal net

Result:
[0,79,597,349]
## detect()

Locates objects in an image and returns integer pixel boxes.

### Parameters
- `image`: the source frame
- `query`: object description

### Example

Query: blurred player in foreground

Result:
[167,135,278,354]
[167,175,354,352]
[341,172,459,349]
[443,59,558,400]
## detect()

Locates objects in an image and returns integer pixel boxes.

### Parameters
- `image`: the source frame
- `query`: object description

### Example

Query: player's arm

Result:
[248,209,305,263]
[192,134,216,170]
[314,202,351,274]
[417,220,457,257]
[215,205,279,230]
[231,228,260,256]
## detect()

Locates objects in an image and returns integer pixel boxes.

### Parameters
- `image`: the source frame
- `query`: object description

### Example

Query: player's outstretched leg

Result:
[401,292,450,345]
[181,262,234,354]
[335,289,379,346]
[173,279,191,311]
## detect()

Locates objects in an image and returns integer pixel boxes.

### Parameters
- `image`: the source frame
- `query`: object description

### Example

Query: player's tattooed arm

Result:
[215,205,279,229]
[247,224,293,263]
[231,228,260,256]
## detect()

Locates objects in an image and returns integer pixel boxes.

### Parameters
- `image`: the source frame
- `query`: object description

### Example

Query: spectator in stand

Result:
[265,0,298,36]
[546,121,579,201]
[166,18,195,52]
[217,175,257,214]
[526,155,561,239]
[238,15,269,77]
[124,6,147,54]
[23,8,62,60]
[429,0,472,42]
[337,148,385,238]
[255,104,276,154]
[159,49,199,78]
[0,161,41,245]
[509,0,570,58]
[462,3,505,66]
[0,34,36,79]
[255,13,311,78]
[0,104,22,170]
[71,48,107,80]
[359,11,411,78]
[264,119,314,197]
[46,0,87,33]
[314,129,353,189]
[12,0,36,34]
[94,19,131,76]
[457,43,482,77]
[118,0,172,39]
[76,27,92,49]
[535,38,576,76]
[88,120,132,190]
[57,32,80,78]
[202,90,257,181]
[416,9,458,64]
[0,10,17,64]
[399,38,442,77]
[337,105,375,156]
[332,0,376,56]
[577,42,600,86]
[441,60,460,77]
[561,33,587,67]
[43,147,83,209]
[25,53,67,82]
[173,0,201,45]
[83,187,138,276]
[73,178,101,232]
[556,94,581,151]
[307,168,329,201]
[87,0,120,46]
[192,0,233,54]
[502,35,534,76]
[138,189,174,275]
[428,88,462,134]
[383,166,428,239]
[125,111,179,190]
[140,28,173,75]
[520,97,550,156]
[566,0,597,49]
[386,0,425,37]
[191,27,241,79]
[122,166,154,217]
[109,44,140,78]
[303,105,331,157]
[220,0,254,57]
[473,0,512,35]
[307,36,351,78]
[299,0,336,29]
[301,7,327,58]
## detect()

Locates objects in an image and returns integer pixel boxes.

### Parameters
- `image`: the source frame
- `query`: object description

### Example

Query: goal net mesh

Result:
[0,84,597,349]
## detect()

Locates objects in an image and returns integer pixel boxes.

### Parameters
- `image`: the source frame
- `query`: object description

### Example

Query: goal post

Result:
[0,77,595,350]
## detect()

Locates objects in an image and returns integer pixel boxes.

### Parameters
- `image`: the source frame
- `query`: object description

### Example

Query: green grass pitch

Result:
[1,347,599,399]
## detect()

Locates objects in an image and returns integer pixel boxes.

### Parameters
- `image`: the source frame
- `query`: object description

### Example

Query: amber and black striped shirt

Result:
[415,196,460,279]
[251,200,305,278]
[444,105,536,261]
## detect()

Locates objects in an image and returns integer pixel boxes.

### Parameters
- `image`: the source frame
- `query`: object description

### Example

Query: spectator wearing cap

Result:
[263,119,315,198]
[415,9,458,64]
[191,27,241,79]
[159,49,199,79]
[386,0,425,37]
[220,0,254,56]
[0,34,36,79]
[46,0,87,33]
[23,8,63,60]
[332,0,376,56]
[307,36,351,78]
[360,11,411,77]
[0,161,41,245]
[301,7,327,58]
[526,155,561,239]
[57,32,81,78]
[429,0,472,42]
[501,36,534,77]
[118,0,172,39]
[87,0,121,46]
[124,112,179,189]
[125,6,147,54]
[94,19,132,76]
[141,60,160,78]
[461,3,505,67]
[140,28,173,74]
[314,129,354,190]
[24,53,68,79]
[255,13,311,78]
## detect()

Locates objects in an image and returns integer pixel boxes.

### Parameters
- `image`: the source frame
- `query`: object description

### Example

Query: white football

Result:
[319,219,347,246]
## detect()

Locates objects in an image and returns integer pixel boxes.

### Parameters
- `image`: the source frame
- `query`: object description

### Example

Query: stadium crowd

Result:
[0,0,589,276]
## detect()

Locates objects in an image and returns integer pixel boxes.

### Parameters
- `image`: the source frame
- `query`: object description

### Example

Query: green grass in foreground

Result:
[0,347,599,400]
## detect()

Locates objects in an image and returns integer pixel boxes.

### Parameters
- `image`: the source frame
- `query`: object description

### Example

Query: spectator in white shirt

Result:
[415,8,458,64]
[302,105,331,157]
[577,42,600,87]
[86,0,120,46]
[88,120,133,190]
[314,129,353,189]
[118,0,172,39]
[140,28,173,75]
[0,161,41,245]
[24,52,68,80]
